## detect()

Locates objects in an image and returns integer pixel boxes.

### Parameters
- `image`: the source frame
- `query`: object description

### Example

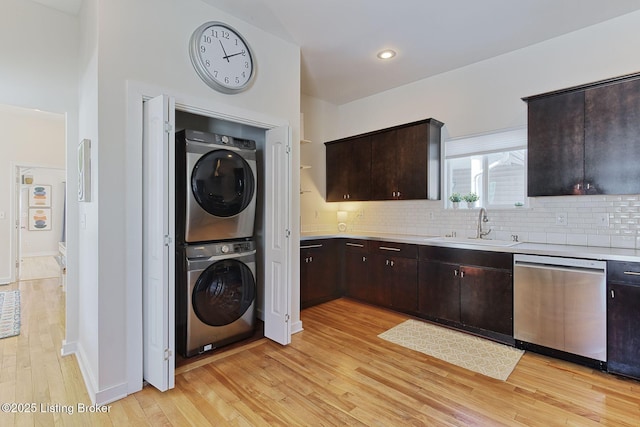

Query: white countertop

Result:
[300,232,640,262]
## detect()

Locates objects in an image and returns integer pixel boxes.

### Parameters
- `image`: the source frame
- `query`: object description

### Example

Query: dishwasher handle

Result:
[514,261,605,275]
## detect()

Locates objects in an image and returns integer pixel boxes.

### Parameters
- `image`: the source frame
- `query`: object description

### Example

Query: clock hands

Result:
[223,51,245,60]
[219,40,230,62]
[219,39,245,62]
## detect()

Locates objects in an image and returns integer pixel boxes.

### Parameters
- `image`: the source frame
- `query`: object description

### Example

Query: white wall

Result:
[301,10,640,248]
[0,105,65,282]
[74,0,300,404]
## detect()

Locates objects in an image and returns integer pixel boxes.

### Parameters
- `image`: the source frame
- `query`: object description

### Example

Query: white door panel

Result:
[263,125,292,345]
[142,94,175,391]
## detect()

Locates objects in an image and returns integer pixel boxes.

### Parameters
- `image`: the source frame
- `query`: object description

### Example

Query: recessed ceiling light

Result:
[377,49,396,60]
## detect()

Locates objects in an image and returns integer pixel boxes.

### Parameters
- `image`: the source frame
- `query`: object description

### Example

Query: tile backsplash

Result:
[301,195,640,249]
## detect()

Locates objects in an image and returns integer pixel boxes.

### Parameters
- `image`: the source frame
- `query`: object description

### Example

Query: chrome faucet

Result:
[476,207,492,239]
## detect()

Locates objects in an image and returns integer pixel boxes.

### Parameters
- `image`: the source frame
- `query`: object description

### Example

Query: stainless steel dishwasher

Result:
[513,254,607,363]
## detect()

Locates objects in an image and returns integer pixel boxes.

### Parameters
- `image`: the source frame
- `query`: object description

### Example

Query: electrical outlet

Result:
[595,213,609,227]
[556,212,568,226]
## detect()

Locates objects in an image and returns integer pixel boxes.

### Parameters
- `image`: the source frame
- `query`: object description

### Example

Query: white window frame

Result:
[444,127,528,209]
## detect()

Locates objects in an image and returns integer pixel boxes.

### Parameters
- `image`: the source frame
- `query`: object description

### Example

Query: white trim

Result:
[60,339,77,356]
[74,342,98,404]
[125,80,290,396]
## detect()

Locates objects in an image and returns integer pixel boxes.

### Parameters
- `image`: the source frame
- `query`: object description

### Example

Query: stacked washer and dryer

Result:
[175,129,259,358]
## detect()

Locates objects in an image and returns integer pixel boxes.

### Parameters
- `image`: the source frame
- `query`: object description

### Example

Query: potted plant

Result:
[463,192,479,208]
[448,192,462,209]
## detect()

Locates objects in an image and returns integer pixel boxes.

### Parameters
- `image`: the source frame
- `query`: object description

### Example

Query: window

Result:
[445,127,527,209]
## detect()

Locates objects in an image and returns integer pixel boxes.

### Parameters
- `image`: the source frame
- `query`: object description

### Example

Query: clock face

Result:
[190,22,255,93]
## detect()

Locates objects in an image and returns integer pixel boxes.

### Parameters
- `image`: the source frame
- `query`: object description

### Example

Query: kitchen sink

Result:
[426,236,521,247]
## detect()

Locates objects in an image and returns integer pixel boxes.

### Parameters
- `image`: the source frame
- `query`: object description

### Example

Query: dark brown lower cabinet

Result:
[300,240,340,309]
[459,266,513,336]
[368,242,419,312]
[418,260,460,324]
[418,246,513,342]
[607,261,640,380]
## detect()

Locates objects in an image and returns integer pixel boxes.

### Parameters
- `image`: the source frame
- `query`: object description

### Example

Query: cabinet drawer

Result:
[420,246,512,270]
[608,261,640,285]
[370,241,418,259]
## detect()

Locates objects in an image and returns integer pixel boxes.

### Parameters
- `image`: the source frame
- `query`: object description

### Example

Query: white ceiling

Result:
[29,0,640,105]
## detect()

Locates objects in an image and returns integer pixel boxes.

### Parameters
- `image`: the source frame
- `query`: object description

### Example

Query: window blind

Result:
[445,127,527,159]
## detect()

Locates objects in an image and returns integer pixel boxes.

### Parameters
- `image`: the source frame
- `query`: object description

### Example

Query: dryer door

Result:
[192,259,256,326]
[191,149,255,218]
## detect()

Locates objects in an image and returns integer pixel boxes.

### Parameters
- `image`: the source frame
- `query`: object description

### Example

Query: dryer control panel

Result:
[185,240,256,259]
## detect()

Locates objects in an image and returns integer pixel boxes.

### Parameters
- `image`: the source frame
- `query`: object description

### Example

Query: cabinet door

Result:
[608,282,640,379]
[300,241,339,309]
[460,266,513,335]
[527,91,585,196]
[370,130,397,200]
[346,136,372,201]
[325,142,349,202]
[585,78,640,195]
[395,123,429,200]
[326,136,371,201]
[389,257,418,313]
[418,260,461,324]
[368,253,392,307]
[345,250,370,301]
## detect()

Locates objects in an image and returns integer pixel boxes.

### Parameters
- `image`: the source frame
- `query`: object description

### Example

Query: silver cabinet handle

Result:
[379,246,401,252]
[454,270,458,276]
[346,243,364,247]
[300,244,323,249]
[362,256,367,262]
[623,271,640,276]
[460,271,465,278]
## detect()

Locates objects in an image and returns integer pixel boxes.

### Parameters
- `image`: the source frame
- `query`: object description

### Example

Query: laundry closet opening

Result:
[173,109,268,367]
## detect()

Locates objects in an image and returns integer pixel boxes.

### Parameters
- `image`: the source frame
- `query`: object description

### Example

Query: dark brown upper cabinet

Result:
[325,118,443,202]
[524,72,640,197]
[325,135,371,202]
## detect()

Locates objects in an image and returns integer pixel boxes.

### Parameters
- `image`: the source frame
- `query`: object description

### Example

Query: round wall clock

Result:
[189,21,256,94]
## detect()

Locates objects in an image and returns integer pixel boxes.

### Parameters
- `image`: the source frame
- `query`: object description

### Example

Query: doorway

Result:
[15,165,66,282]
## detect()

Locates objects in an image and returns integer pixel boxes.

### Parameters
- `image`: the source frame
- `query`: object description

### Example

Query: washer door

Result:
[191,149,255,218]
[192,259,256,327]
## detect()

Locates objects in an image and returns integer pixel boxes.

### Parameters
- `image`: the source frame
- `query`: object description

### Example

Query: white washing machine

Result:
[177,240,257,358]
[176,129,257,244]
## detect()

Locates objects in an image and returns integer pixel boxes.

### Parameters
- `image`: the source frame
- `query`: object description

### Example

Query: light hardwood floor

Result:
[2,277,639,426]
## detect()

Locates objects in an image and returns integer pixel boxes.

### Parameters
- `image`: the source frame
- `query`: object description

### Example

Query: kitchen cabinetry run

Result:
[325,119,443,202]
[524,72,640,196]
[418,246,513,343]
[606,261,640,380]
[300,239,340,309]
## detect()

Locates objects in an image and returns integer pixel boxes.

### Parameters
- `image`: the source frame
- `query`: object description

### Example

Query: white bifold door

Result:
[142,94,292,392]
